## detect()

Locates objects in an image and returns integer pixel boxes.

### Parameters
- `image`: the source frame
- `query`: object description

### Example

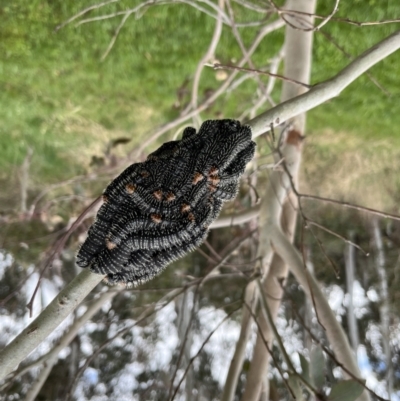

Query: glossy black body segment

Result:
[76,119,255,287]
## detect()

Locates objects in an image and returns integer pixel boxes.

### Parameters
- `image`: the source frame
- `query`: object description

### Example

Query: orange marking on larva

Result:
[102,195,109,203]
[141,170,150,178]
[209,166,219,176]
[151,213,162,224]
[181,203,191,213]
[106,239,117,250]
[125,183,136,194]
[208,184,217,192]
[208,174,220,186]
[153,189,163,201]
[165,192,176,202]
[192,172,204,185]
[188,213,195,222]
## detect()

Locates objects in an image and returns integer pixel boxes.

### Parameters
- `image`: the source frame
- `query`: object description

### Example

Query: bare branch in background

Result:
[54,0,120,31]
[169,307,240,401]
[285,287,389,401]
[190,0,225,125]
[269,0,340,32]
[101,9,134,61]
[133,18,285,155]
[345,230,360,352]
[271,7,400,27]
[75,0,231,27]
[211,63,312,89]
[318,29,390,95]
[26,196,102,317]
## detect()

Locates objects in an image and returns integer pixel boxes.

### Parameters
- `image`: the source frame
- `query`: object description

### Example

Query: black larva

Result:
[76,119,255,287]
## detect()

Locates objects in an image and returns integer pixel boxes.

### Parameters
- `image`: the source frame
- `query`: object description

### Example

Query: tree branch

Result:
[0,270,103,380]
[248,29,400,138]
[6,290,116,385]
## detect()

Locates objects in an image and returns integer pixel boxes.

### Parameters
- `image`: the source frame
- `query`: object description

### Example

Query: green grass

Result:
[0,0,399,190]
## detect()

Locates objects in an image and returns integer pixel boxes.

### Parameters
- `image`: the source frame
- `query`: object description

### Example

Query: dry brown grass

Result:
[43,103,159,168]
[301,130,400,213]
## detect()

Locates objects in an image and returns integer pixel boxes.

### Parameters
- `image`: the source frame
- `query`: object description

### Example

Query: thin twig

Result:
[306,219,369,256]
[257,280,321,396]
[77,0,231,27]
[288,294,389,401]
[54,0,120,31]
[276,0,340,32]
[242,302,298,400]
[26,197,102,316]
[101,10,133,61]
[169,306,240,401]
[300,193,400,222]
[273,7,400,27]
[308,225,341,278]
[131,18,285,157]
[312,0,340,31]
[66,287,184,401]
[212,63,312,89]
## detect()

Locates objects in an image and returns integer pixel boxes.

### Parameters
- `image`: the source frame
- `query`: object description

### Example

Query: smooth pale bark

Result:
[222,123,304,401]
[9,290,117,387]
[175,288,196,400]
[244,4,371,399]
[220,281,257,401]
[241,195,299,401]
